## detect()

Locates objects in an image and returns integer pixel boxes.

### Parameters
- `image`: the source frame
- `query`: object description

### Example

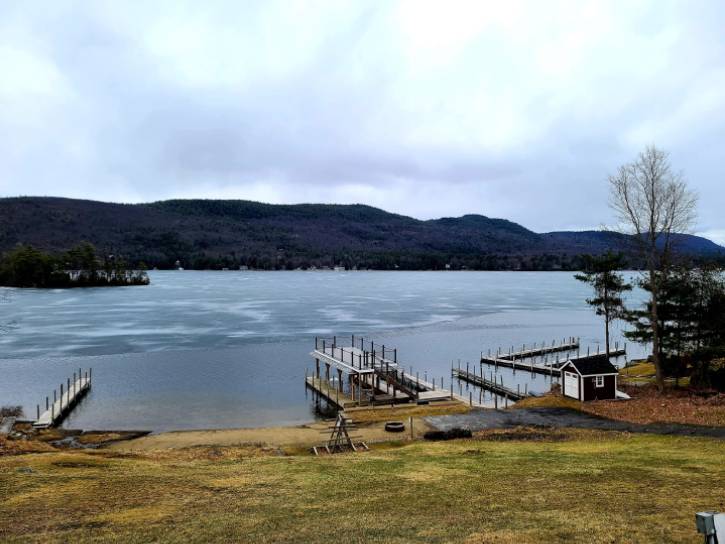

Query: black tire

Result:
[384,421,405,433]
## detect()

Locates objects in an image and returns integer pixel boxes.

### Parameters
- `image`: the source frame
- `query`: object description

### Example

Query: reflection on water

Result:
[0,271,647,431]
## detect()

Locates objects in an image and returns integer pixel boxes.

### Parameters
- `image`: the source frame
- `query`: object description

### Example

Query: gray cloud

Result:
[1,1,724,241]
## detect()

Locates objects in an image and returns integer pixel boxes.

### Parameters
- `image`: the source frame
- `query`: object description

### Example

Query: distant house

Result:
[560,355,618,401]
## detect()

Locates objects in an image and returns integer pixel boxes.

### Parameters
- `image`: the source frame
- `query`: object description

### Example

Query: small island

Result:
[0,242,149,288]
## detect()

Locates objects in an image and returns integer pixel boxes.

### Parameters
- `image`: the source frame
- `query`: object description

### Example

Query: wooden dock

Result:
[491,337,580,361]
[452,367,525,401]
[480,355,561,376]
[308,335,476,408]
[33,368,92,428]
[560,348,626,363]
[306,376,358,409]
[405,374,461,403]
[312,336,398,374]
[480,346,627,376]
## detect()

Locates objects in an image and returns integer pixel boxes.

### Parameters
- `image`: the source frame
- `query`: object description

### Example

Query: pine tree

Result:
[575,252,632,361]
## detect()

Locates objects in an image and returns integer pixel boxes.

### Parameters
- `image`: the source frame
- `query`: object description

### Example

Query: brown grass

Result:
[585,384,725,426]
[1,431,723,543]
[344,400,471,422]
[107,419,432,452]
[620,362,691,386]
[0,436,56,456]
[512,394,582,410]
[513,384,725,427]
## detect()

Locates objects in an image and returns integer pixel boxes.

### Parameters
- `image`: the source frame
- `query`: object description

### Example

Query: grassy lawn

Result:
[1,430,723,543]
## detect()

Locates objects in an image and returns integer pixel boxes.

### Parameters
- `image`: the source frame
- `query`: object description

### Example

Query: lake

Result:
[0,271,647,431]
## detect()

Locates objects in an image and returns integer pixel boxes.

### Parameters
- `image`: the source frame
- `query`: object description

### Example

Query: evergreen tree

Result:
[575,252,632,361]
[625,264,725,388]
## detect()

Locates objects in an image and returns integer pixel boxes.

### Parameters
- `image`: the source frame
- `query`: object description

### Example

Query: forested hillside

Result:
[0,197,722,270]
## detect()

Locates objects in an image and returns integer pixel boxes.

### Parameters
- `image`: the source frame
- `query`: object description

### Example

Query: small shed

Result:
[560,355,618,401]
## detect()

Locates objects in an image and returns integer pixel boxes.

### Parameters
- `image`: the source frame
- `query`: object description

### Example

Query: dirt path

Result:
[426,407,725,439]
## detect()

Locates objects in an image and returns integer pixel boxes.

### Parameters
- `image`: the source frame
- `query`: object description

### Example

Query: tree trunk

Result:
[604,283,611,361]
[649,267,664,391]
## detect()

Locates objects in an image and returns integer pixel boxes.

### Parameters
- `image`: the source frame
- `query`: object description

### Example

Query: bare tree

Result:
[609,145,698,391]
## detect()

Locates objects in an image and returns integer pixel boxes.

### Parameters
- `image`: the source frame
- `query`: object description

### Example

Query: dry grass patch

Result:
[344,401,471,423]
[0,436,56,456]
[1,431,723,543]
[513,382,725,427]
[585,384,725,427]
[512,394,582,410]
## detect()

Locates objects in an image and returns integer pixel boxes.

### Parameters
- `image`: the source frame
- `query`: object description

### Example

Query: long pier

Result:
[452,367,524,401]
[33,368,92,428]
[559,347,626,363]
[480,355,561,376]
[480,345,627,376]
[491,337,580,361]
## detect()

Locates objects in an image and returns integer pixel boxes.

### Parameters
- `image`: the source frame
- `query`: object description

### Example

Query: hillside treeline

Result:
[1,197,723,271]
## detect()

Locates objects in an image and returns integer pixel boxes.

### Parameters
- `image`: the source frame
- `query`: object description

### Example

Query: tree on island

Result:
[0,243,149,288]
[0,245,57,287]
[608,145,698,391]
[575,252,631,362]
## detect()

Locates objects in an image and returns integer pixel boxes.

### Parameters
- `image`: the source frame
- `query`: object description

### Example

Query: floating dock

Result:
[33,368,92,428]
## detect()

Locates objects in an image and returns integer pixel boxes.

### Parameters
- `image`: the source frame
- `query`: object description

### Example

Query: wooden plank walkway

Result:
[34,373,91,428]
[312,336,398,375]
[452,368,524,401]
[562,348,626,363]
[494,338,579,361]
[405,374,454,403]
[311,347,380,374]
[481,346,627,376]
[480,356,561,376]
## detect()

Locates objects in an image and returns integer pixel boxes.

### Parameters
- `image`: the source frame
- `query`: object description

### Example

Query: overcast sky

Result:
[1,1,724,241]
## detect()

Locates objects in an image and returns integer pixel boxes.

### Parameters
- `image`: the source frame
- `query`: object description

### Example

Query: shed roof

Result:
[561,355,618,376]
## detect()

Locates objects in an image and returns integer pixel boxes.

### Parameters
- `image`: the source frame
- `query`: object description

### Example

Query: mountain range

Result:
[0,197,722,270]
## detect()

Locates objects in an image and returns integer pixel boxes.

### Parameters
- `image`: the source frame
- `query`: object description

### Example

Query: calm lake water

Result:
[0,271,647,431]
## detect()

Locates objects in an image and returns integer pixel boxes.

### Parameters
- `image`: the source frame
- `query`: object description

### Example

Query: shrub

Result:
[0,405,23,418]
[423,427,472,441]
